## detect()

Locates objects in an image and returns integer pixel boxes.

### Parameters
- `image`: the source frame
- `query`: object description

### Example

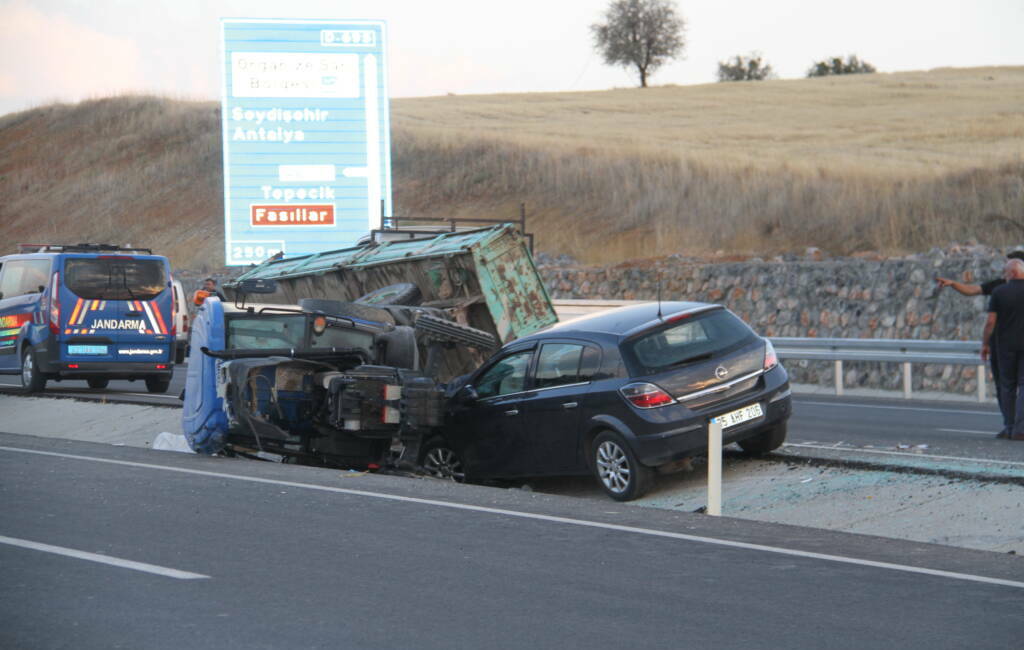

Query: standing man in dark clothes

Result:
[937,250,1024,437]
[982,259,1024,441]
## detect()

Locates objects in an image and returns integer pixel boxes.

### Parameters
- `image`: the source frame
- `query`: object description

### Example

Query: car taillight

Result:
[620,382,676,408]
[763,339,778,371]
[49,272,60,334]
[182,314,189,333]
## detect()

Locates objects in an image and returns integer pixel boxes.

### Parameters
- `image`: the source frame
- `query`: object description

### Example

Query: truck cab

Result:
[181,286,472,468]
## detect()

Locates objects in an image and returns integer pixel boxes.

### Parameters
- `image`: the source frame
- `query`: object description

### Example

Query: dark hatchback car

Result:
[421,301,792,501]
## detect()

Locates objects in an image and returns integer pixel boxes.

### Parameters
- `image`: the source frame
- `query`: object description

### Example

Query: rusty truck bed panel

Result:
[227,225,556,345]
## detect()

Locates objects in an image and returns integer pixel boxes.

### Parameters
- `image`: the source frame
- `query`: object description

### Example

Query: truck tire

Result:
[298,299,395,325]
[356,283,421,307]
[413,313,497,350]
[87,378,109,389]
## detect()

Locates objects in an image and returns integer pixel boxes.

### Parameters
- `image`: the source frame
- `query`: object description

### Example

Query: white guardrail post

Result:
[978,364,986,402]
[902,362,913,399]
[707,418,723,516]
[834,360,843,396]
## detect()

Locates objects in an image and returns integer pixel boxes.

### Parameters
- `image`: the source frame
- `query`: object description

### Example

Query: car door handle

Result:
[504,409,519,416]
[562,402,578,409]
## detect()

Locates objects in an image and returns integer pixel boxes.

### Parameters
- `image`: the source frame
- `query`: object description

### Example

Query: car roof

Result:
[515,301,720,345]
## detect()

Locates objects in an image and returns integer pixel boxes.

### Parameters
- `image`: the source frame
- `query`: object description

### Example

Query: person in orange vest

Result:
[193,278,226,305]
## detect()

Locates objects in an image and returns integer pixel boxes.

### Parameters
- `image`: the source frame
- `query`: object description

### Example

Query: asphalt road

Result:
[0,365,187,405]
[1,433,1022,650]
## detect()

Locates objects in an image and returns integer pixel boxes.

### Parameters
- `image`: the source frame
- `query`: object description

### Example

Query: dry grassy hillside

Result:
[1,67,1022,268]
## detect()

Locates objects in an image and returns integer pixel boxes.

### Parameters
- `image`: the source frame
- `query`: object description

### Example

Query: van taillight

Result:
[49,272,60,334]
[182,314,189,333]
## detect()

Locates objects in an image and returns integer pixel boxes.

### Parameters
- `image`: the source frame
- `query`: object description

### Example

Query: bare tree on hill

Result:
[591,0,686,88]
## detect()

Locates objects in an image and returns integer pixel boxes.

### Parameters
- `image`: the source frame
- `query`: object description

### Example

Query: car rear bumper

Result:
[630,381,792,467]
[40,360,173,380]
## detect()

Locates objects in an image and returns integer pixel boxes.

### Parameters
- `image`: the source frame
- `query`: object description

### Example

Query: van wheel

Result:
[87,379,109,389]
[21,347,47,393]
[592,431,653,501]
[145,376,171,394]
[738,423,788,455]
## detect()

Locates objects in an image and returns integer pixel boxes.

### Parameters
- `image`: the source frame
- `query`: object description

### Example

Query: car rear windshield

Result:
[64,258,167,301]
[624,309,756,374]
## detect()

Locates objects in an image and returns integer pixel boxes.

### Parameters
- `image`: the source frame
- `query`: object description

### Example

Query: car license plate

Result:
[68,344,108,355]
[715,403,763,429]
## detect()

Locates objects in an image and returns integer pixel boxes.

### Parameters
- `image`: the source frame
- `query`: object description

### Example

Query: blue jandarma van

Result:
[0,244,176,393]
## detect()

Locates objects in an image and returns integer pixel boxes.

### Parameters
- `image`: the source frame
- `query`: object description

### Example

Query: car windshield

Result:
[625,309,755,373]
[227,314,307,350]
[64,258,166,301]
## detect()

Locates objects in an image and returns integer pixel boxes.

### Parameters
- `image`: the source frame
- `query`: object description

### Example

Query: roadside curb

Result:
[770,446,1024,486]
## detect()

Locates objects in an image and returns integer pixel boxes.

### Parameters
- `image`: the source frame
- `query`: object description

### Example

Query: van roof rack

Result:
[16,243,154,255]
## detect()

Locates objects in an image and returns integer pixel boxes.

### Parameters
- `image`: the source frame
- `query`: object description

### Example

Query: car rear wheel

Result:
[87,378,109,389]
[145,376,171,394]
[420,438,465,482]
[737,422,787,455]
[21,347,46,393]
[592,431,653,502]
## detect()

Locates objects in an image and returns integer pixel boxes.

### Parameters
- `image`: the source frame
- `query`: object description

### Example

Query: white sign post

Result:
[707,418,723,516]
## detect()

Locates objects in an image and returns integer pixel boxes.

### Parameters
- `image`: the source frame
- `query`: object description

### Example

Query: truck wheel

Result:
[21,347,47,393]
[356,283,421,306]
[298,299,395,325]
[87,378,109,389]
[738,422,787,455]
[592,431,653,502]
[145,376,171,394]
[420,437,465,482]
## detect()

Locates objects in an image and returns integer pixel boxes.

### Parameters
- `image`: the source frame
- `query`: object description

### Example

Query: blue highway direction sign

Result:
[220,19,392,266]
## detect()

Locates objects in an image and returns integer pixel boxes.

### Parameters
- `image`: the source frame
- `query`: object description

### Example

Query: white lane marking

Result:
[938,428,998,436]
[0,534,208,580]
[784,443,1024,468]
[796,400,999,417]
[2,446,1022,591]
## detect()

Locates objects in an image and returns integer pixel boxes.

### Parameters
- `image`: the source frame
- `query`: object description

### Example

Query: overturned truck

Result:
[182,225,556,468]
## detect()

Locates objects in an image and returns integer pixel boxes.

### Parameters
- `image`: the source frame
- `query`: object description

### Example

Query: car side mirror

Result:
[457,385,479,403]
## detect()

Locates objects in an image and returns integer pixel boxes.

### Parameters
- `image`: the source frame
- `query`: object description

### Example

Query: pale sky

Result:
[1,0,1022,116]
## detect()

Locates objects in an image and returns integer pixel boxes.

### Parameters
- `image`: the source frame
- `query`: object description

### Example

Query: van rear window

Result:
[64,259,166,301]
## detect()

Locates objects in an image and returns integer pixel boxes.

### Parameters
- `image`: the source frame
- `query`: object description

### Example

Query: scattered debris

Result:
[152,431,194,453]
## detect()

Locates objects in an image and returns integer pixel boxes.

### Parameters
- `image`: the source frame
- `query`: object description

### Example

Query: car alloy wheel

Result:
[422,444,465,482]
[592,431,653,501]
[596,439,632,494]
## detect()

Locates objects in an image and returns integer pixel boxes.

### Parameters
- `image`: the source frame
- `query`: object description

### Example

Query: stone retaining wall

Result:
[539,250,1011,396]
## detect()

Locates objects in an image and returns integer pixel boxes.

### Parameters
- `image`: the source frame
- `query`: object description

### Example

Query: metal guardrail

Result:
[771,337,986,401]
[550,300,988,402]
